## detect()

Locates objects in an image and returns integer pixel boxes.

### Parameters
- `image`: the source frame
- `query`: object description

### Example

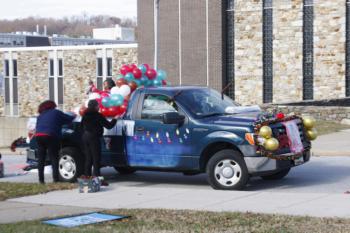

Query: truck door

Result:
[126,94,194,169]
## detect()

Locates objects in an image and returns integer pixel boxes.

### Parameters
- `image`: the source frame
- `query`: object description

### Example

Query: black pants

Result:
[36,136,60,183]
[82,132,101,176]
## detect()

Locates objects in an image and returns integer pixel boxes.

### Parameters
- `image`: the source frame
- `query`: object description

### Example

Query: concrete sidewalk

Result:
[312,129,350,156]
[0,201,100,224]
[1,156,350,223]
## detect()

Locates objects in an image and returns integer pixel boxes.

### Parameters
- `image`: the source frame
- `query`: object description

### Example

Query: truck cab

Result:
[27,86,312,190]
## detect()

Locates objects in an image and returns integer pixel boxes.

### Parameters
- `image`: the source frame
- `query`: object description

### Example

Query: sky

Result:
[0,0,137,19]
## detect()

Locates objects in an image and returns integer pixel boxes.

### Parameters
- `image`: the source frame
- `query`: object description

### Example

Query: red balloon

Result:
[146,69,157,80]
[120,104,128,114]
[116,78,128,87]
[143,64,150,70]
[132,68,142,79]
[128,81,138,92]
[162,80,167,86]
[100,107,109,117]
[79,106,87,116]
[129,64,137,71]
[100,92,110,98]
[120,65,130,75]
[108,106,120,117]
[96,98,102,105]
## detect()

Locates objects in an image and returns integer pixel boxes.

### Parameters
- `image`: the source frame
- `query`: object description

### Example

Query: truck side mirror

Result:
[163,112,185,125]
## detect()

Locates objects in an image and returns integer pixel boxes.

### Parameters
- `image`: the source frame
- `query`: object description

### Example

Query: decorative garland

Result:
[253,113,310,161]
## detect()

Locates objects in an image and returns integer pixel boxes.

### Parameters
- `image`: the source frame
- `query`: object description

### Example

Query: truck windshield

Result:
[176,88,239,118]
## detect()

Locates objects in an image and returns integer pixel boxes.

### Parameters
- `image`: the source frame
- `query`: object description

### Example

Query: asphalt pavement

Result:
[1,153,350,223]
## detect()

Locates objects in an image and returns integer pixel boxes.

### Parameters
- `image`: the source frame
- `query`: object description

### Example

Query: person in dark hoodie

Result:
[81,99,117,182]
[35,100,76,184]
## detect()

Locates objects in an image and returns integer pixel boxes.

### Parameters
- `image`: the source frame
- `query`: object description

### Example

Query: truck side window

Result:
[141,94,178,120]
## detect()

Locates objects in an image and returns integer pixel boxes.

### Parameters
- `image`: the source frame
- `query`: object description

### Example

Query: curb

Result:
[0,148,27,156]
[312,150,350,157]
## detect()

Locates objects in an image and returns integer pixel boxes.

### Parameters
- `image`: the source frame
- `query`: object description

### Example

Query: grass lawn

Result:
[0,209,350,233]
[0,182,76,201]
[316,120,350,136]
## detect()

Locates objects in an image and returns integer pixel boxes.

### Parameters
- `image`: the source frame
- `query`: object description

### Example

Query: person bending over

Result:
[35,100,75,184]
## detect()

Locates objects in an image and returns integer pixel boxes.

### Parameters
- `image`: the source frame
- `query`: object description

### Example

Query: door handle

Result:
[136,127,145,131]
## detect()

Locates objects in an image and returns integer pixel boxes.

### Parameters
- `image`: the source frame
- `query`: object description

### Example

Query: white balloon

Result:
[89,93,100,100]
[119,85,131,97]
[110,86,120,95]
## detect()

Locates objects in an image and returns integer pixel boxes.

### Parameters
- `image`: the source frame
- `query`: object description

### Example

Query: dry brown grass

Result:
[1,209,350,233]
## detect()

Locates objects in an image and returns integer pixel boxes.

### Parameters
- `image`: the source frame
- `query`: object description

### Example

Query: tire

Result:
[58,147,83,182]
[206,149,249,190]
[260,168,291,180]
[114,166,136,175]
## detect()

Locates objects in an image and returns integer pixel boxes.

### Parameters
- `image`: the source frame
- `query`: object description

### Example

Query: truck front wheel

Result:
[206,149,249,190]
[58,147,83,182]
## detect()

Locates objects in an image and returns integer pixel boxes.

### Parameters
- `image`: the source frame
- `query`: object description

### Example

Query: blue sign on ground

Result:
[42,212,128,228]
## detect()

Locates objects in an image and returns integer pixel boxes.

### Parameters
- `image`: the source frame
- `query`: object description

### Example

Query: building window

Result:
[3,54,19,116]
[303,0,314,100]
[13,59,17,77]
[96,57,103,90]
[225,0,235,99]
[96,49,113,90]
[263,0,273,103]
[48,51,64,107]
[4,60,9,76]
[49,59,54,77]
[107,57,112,77]
[58,59,63,77]
[346,0,350,96]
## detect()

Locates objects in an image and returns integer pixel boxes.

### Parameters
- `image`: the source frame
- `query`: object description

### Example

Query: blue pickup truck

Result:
[27,86,313,190]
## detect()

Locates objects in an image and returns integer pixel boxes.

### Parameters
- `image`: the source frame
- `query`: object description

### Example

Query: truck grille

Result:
[270,119,311,154]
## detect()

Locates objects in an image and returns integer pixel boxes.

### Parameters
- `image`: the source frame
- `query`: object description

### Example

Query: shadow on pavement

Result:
[102,159,350,192]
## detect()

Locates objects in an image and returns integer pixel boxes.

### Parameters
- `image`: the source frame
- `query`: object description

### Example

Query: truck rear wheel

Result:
[206,149,249,190]
[260,168,291,180]
[58,147,83,182]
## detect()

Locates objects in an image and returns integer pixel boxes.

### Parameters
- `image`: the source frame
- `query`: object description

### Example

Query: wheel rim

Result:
[214,159,242,187]
[59,154,76,180]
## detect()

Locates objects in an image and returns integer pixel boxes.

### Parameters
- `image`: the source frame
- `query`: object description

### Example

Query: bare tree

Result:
[0,14,137,37]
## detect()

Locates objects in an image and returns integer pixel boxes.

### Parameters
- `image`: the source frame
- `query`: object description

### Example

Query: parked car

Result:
[26,86,315,190]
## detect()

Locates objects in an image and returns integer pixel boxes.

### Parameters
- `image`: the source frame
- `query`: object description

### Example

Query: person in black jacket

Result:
[81,99,117,178]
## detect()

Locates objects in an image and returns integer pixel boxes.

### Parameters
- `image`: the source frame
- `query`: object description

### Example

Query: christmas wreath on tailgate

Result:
[77,63,169,118]
[250,112,317,161]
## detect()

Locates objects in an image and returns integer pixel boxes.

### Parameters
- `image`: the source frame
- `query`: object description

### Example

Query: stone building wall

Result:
[234,0,263,105]
[17,50,49,116]
[273,0,303,103]
[63,49,96,112]
[112,48,138,75]
[0,46,137,117]
[262,105,350,123]
[314,0,346,100]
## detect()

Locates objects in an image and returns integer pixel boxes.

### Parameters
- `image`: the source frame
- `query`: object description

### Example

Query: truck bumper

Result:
[244,150,311,176]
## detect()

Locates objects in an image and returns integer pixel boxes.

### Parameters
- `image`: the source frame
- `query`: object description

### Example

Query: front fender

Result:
[194,131,244,155]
